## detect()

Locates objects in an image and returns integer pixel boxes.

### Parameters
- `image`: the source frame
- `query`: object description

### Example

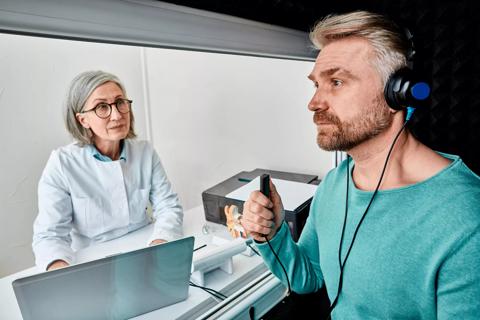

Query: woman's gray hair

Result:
[310,11,409,86]
[64,70,137,145]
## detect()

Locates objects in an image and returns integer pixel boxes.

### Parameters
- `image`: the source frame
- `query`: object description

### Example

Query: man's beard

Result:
[314,96,393,151]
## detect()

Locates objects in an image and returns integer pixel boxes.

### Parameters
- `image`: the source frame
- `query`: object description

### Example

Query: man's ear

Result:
[389,107,399,114]
[383,100,399,114]
[76,113,90,129]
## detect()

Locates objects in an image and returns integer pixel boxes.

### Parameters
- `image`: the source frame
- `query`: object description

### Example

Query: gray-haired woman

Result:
[32,70,183,271]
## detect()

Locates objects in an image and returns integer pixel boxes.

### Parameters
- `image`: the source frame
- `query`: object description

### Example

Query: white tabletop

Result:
[0,206,285,319]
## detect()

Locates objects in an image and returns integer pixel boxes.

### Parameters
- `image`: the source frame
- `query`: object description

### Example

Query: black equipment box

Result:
[201,168,320,241]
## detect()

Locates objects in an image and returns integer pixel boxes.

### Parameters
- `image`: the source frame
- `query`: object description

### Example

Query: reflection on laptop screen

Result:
[13,236,194,320]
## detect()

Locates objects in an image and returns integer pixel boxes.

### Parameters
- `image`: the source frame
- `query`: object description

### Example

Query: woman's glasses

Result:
[80,99,132,119]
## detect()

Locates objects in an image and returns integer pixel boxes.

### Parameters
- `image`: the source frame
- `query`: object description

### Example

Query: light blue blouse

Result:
[32,139,183,271]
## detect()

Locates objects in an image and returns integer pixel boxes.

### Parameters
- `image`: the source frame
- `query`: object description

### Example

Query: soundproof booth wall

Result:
[0,32,330,276]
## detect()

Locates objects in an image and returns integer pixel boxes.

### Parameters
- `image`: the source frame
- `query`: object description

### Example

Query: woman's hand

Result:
[47,260,69,271]
[149,239,167,246]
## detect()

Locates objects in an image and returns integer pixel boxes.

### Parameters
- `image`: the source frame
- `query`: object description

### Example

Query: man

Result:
[242,11,480,318]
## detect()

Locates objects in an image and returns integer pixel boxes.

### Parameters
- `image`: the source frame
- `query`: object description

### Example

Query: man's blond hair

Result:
[310,11,410,85]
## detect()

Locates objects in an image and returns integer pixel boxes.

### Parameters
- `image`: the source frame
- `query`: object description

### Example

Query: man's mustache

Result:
[313,111,341,125]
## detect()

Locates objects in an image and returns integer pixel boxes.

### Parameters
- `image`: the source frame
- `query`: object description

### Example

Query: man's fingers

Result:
[245,201,274,220]
[249,190,273,208]
[243,211,273,229]
[242,218,272,236]
[242,190,280,240]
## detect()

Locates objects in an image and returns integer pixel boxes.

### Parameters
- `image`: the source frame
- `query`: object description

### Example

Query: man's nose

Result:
[308,89,328,112]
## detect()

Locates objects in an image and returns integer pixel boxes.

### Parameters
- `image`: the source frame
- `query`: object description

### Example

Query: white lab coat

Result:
[32,139,183,271]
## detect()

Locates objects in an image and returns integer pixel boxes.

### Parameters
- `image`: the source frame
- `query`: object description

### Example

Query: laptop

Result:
[12,236,194,320]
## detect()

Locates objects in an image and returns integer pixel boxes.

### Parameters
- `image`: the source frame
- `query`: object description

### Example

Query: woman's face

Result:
[76,81,131,145]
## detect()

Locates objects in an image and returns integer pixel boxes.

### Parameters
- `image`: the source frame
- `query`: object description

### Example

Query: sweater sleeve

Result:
[32,150,75,271]
[437,227,480,319]
[255,194,325,294]
[147,147,184,244]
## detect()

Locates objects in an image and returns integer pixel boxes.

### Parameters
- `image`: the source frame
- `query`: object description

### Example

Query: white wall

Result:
[144,49,332,209]
[0,33,331,277]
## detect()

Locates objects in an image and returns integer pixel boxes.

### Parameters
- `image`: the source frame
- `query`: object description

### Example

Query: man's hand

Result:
[149,239,167,246]
[241,180,284,242]
[47,260,69,271]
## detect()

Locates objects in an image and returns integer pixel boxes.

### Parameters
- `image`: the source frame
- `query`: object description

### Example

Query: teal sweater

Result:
[257,154,480,319]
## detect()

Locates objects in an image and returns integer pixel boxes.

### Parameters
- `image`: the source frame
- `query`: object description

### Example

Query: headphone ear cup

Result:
[384,72,403,110]
[384,67,430,111]
[384,68,414,110]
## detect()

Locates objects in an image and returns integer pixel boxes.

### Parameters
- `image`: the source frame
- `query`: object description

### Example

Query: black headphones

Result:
[383,29,431,111]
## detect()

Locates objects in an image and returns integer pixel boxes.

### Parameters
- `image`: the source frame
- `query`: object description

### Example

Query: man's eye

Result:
[332,79,343,87]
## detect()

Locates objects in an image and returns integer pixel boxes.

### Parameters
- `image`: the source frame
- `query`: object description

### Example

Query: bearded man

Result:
[242,11,480,319]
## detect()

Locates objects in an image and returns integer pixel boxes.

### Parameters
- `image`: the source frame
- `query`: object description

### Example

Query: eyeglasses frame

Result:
[79,98,133,119]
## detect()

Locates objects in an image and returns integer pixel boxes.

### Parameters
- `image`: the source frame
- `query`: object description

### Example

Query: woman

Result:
[33,70,183,271]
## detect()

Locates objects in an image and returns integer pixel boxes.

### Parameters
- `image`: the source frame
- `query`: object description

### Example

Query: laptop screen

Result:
[13,236,194,320]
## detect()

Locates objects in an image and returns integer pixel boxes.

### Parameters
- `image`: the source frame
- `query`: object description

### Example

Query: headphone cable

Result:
[326,118,410,317]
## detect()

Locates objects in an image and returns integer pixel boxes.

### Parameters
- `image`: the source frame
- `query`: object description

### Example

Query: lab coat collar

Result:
[88,140,127,162]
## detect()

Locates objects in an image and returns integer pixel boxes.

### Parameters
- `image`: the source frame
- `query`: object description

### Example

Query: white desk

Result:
[0,206,286,319]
